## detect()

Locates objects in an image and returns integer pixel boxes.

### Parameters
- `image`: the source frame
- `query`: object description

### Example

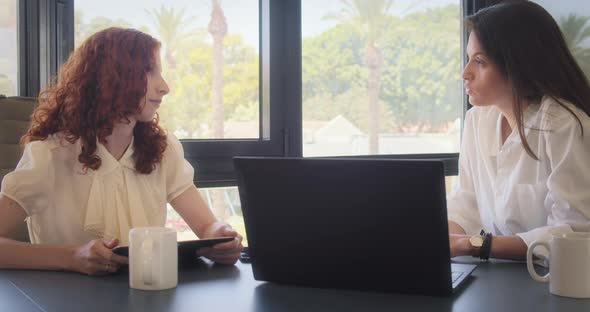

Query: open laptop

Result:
[234,157,476,296]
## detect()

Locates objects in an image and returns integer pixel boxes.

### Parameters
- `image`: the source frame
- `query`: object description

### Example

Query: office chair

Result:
[0,95,37,242]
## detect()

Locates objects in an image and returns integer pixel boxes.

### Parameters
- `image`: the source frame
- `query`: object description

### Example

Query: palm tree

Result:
[146,5,193,68]
[560,14,590,76]
[326,0,394,154]
[208,0,227,139]
[208,0,228,220]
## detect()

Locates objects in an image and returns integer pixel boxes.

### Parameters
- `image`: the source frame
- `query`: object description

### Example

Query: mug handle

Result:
[526,241,550,283]
[141,237,154,285]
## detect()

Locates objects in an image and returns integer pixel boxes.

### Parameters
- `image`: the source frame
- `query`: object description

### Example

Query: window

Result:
[533,0,590,80]
[0,0,18,96]
[75,0,260,140]
[302,1,462,157]
[173,187,247,246]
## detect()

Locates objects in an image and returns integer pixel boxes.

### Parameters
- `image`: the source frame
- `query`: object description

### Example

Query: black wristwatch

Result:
[478,230,493,261]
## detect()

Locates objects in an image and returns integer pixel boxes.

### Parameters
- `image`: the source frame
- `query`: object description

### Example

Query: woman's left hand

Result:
[197,222,243,265]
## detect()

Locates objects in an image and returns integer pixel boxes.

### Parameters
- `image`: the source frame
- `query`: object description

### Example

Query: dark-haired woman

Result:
[447,1,590,261]
[0,28,242,275]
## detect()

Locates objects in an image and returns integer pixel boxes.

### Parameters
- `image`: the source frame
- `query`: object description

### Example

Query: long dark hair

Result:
[466,1,590,159]
[23,27,168,174]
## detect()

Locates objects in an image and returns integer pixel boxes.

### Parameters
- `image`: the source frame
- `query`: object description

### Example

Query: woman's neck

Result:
[104,118,137,161]
[494,102,517,130]
[495,100,529,145]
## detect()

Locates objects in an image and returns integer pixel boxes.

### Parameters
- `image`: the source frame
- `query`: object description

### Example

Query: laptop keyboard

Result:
[451,271,464,283]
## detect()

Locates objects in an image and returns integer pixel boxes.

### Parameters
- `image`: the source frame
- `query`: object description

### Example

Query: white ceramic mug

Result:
[526,232,590,298]
[129,227,178,291]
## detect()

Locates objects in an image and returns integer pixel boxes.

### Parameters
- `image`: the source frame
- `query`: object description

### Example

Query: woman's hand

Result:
[449,234,472,258]
[68,238,129,275]
[197,222,243,265]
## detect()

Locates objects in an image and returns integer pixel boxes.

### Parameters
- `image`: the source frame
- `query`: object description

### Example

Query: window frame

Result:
[180,0,301,188]
[18,0,501,187]
[19,0,73,97]
[18,0,39,96]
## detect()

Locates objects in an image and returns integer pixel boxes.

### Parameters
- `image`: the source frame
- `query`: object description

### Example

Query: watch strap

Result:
[479,230,493,261]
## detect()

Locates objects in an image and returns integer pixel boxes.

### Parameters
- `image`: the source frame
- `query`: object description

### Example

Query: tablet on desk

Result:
[112,237,235,258]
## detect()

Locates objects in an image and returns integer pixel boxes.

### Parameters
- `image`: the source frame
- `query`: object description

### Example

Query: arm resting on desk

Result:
[448,221,527,261]
[0,194,127,274]
[170,186,243,265]
[0,194,71,270]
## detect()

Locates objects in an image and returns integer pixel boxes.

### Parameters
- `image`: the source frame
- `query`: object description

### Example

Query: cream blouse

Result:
[1,134,194,245]
[447,96,590,258]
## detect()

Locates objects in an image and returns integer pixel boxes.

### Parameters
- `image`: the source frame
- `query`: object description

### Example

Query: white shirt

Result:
[447,96,590,257]
[1,134,194,245]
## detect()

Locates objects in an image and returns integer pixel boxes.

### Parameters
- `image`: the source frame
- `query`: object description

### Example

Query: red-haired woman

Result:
[0,28,242,275]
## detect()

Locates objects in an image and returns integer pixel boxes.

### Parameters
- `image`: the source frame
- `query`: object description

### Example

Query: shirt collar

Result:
[94,136,136,175]
[490,102,540,156]
[506,102,540,144]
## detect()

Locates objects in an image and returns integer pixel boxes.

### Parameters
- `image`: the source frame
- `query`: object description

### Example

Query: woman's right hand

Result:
[68,238,128,275]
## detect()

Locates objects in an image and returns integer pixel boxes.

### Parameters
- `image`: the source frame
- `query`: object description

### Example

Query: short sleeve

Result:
[0,141,55,216]
[163,134,195,202]
[446,109,483,235]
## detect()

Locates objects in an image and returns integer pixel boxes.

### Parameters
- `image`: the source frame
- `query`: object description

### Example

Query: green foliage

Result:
[303,87,396,132]
[157,33,259,136]
[75,11,132,46]
[325,0,394,45]
[380,4,461,131]
[145,5,200,68]
[74,8,259,138]
[302,23,365,97]
[304,4,461,133]
[559,14,590,79]
[74,3,464,136]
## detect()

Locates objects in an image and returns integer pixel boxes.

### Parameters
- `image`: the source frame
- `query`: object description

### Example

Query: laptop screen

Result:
[234,157,454,295]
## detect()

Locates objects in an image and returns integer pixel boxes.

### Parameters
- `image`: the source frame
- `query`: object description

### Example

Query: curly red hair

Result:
[22,27,167,174]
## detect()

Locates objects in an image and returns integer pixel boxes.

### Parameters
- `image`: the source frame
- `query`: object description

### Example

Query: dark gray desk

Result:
[1,258,588,312]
